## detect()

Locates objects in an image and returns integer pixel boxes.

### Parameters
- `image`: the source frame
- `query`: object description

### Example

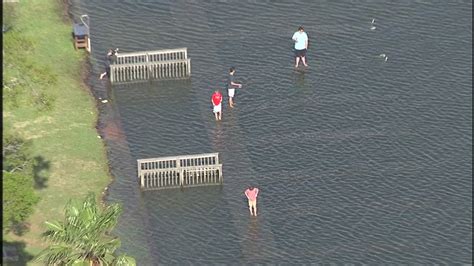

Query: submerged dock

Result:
[110,47,191,83]
[137,153,223,190]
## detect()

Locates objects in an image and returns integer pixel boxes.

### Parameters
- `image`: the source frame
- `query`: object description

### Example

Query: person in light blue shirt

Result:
[292,26,309,68]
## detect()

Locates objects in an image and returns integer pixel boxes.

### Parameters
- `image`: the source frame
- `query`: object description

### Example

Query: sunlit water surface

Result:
[68,1,472,264]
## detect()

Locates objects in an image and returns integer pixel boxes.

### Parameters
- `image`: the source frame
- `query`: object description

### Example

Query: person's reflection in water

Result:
[242,218,264,263]
[211,121,225,152]
[294,70,306,89]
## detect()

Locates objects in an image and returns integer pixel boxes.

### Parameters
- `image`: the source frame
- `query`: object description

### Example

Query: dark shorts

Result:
[105,64,111,76]
[295,49,307,57]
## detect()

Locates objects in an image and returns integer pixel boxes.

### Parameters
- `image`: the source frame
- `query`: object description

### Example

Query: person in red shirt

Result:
[244,186,260,216]
[211,90,223,121]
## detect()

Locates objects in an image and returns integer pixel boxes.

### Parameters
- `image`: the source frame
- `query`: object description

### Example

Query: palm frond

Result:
[35,244,79,265]
[37,193,133,265]
[113,254,137,266]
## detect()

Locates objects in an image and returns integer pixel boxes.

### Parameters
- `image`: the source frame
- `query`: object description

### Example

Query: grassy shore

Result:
[3,0,110,263]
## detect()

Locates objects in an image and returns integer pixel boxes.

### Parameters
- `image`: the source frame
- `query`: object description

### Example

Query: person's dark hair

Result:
[298,26,304,31]
[229,67,235,73]
[248,186,254,190]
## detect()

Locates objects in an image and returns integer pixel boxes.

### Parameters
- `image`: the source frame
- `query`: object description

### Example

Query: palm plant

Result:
[35,192,136,265]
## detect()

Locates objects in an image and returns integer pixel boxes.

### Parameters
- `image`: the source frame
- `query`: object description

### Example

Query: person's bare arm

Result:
[244,190,250,199]
[231,81,242,88]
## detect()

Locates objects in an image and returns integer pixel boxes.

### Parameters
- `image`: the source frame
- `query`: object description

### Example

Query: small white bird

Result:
[97,135,102,139]
[379,53,386,58]
[371,18,375,24]
[101,99,108,103]
[384,56,388,62]
[370,26,376,30]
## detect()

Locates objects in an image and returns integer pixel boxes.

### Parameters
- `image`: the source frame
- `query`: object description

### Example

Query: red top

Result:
[245,187,259,201]
[211,91,222,106]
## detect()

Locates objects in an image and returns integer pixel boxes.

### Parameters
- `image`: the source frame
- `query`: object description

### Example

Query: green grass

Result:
[3,0,110,264]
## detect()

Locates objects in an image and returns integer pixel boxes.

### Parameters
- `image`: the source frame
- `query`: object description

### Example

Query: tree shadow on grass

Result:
[10,222,31,237]
[32,156,50,189]
[2,240,35,266]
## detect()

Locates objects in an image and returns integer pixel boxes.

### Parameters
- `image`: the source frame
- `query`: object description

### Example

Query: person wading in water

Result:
[244,186,260,216]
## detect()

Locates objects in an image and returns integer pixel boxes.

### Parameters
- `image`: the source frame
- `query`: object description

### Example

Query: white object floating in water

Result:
[379,53,386,58]
[101,99,108,103]
[384,56,388,62]
[371,18,375,24]
[370,26,376,30]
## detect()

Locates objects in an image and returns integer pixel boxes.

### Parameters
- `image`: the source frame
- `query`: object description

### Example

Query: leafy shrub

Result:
[3,30,57,112]
[2,132,39,234]
[2,133,33,173]
[3,171,40,234]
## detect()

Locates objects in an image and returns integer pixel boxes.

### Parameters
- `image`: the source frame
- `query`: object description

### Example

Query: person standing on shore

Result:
[244,186,260,216]
[211,90,223,121]
[227,67,242,108]
[292,26,309,68]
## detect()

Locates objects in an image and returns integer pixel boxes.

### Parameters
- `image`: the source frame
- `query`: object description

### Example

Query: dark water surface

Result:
[68,1,471,264]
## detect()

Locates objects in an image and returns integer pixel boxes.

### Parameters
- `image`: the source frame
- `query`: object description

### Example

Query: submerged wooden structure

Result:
[137,153,222,190]
[110,47,191,83]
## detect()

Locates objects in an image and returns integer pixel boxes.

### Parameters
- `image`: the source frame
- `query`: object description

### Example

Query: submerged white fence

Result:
[137,153,222,190]
[110,48,191,83]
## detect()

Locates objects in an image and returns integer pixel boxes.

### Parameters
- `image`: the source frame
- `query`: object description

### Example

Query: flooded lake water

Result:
[68,1,472,264]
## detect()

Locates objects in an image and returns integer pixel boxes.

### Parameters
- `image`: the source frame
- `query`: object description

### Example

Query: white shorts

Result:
[228,88,235,98]
[213,103,222,113]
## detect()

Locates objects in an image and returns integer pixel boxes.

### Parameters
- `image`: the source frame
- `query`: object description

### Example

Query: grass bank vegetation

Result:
[2,0,125,264]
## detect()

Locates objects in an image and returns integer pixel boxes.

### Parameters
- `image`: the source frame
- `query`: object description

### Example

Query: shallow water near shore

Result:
[68,1,471,264]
